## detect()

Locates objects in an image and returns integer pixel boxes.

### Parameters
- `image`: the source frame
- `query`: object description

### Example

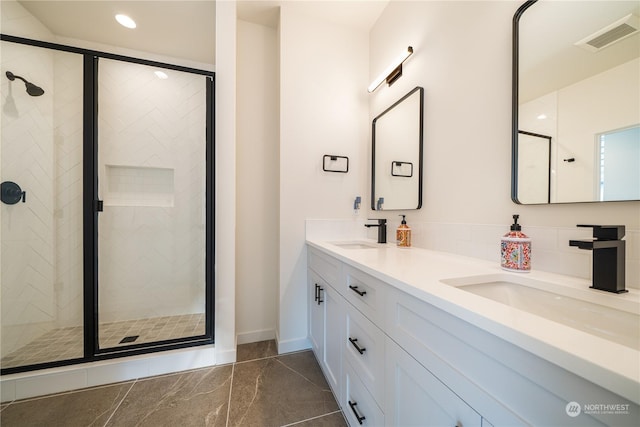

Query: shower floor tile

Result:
[0,313,205,370]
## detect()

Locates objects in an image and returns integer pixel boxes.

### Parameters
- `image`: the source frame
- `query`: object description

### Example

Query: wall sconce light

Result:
[368,46,413,93]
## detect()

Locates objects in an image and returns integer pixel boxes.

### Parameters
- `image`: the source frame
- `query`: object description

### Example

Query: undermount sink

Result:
[441,274,639,350]
[330,241,381,249]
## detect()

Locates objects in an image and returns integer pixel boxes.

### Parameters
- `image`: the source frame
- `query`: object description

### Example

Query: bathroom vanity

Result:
[307,240,639,426]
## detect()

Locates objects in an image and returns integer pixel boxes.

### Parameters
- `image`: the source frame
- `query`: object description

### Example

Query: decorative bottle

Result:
[397,215,412,248]
[501,214,531,272]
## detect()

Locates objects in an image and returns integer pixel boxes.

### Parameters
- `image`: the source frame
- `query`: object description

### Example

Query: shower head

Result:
[6,71,45,97]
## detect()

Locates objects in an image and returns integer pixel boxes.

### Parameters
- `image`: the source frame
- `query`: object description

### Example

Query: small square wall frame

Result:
[323,155,349,173]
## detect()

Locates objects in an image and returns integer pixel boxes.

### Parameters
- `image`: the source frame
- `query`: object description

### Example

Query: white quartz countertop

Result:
[306,239,640,405]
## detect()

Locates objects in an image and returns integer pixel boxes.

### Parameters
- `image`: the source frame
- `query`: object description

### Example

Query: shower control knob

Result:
[1,181,26,205]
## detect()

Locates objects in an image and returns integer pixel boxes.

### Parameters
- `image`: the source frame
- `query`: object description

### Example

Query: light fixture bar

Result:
[368,46,413,93]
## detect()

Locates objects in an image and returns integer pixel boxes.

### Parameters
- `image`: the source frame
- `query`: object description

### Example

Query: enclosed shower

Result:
[0,35,215,374]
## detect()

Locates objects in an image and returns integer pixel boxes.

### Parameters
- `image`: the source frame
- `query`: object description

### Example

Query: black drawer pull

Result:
[348,400,366,425]
[317,286,324,305]
[349,337,366,355]
[349,285,366,296]
[314,283,319,302]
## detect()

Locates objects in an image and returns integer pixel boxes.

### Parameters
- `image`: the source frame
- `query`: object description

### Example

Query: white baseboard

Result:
[276,336,311,354]
[236,329,276,345]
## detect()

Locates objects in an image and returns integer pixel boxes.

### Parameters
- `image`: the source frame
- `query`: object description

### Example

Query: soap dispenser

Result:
[397,215,412,248]
[501,214,531,272]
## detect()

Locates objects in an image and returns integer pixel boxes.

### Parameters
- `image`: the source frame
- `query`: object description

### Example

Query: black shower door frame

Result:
[0,34,215,375]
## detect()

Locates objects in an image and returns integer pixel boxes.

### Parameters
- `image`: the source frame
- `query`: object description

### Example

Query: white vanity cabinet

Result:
[307,245,639,427]
[308,246,492,426]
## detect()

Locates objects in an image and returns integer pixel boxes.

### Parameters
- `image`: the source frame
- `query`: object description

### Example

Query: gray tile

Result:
[105,365,232,427]
[237,340,278,362]
[0,382,132,427]
[228,350,338,427]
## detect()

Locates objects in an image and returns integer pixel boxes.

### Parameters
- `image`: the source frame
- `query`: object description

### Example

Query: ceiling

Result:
[18,1,217,65]
[15,0,389,66]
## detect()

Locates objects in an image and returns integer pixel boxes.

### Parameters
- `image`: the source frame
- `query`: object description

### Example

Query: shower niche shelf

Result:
[104,165,174,207]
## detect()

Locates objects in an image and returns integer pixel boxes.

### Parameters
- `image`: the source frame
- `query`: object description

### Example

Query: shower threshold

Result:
[1,313,205,370]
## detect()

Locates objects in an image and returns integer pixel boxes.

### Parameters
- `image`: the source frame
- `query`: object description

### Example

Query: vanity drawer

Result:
[344,302,385,406]
[342,265,386,325]
[308,247,341,287]
[343,360,384,427]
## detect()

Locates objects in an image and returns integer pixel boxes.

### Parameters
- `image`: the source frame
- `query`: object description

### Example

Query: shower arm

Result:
[5,71,45,96]
[8,73,28,84]
[6,71,26,84]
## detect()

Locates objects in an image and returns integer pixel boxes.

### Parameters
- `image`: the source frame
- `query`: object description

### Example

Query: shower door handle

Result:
[95,199,104,212]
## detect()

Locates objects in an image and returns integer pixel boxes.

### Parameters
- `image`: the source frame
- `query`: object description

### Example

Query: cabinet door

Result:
[308,271,325,357]
[309,271,343,402]
[385,338,482,427]
[322,284,343,402]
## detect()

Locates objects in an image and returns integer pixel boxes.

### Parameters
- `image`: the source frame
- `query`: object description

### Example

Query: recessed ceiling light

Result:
[154,71,169,80]
[115,14,136,29]
[537,114,547,120]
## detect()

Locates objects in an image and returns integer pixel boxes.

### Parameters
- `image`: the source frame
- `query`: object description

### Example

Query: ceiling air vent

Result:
[575,14,639,52]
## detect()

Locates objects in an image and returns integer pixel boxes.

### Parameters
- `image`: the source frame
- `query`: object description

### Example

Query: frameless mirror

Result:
[372,86,424,210]
[513,0,640,204]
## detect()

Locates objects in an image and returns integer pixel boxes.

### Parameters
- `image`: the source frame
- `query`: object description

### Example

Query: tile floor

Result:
[0,340,347,427]
[1,314,205,369]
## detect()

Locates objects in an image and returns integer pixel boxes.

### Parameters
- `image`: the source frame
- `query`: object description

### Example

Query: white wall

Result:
[214,0,237,364]
[278,3,370,352]
[236,19,279,344]
[369,1,639,287]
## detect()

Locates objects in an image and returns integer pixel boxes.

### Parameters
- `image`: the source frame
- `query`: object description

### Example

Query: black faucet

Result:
[569,224,627,293]
[365,219,387,244]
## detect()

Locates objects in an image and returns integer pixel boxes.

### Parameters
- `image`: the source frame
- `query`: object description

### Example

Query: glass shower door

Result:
[96,59,208,350]
[1,42,84,369]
